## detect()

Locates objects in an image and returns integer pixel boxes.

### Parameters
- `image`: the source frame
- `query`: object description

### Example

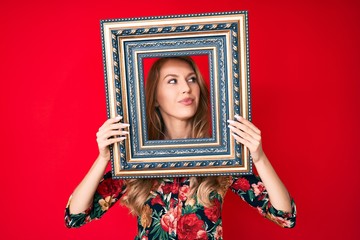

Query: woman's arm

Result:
[227,115,292,213]
[251,153,292,212]
[69,116,129,214]
[68,155,111,214]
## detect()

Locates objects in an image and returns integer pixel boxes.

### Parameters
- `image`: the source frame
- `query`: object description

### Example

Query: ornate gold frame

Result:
[101,11,252,178]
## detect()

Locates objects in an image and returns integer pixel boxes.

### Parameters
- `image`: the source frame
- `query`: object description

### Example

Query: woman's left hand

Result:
[227,115,264,163]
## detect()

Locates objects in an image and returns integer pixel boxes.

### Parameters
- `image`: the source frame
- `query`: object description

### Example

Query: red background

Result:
[1,0,359,239]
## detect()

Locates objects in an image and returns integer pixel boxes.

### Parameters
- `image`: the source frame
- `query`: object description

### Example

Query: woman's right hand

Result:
[96,116,129,161]
[69,116,129,215]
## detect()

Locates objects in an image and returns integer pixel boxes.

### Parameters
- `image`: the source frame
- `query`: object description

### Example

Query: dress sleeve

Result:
[64,171,127,228]
[229,174,296,228]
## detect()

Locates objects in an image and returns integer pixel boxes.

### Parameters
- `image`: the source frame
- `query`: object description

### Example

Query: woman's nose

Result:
[180,80,191,93]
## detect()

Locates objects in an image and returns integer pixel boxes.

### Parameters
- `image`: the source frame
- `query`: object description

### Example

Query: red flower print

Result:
[274,216,292,228]
[160,207,180,234]
[196,230,208,240]
[251,182,266,196]
[97,178,124,198]
[204,198,221,222]
[177,213,204,240]
[257,194,266,201]
[232,177,251,191]
[257,207,266,216]
[98,196,115,211]
[266,213,292,228]
[150,195,165,206]
[179,185,190,201]
[84,215,91,224]
[179,177,187,183]
[170,198,177,208]
[162,181,179,194]
[214,225,223,240]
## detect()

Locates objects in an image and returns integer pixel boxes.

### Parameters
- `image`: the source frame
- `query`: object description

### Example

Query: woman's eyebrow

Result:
[162,74,178,80]
[186,72,196,78]
[162,72,196,80]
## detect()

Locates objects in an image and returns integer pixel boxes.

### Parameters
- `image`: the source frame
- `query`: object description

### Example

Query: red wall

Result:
[1,0,359,239]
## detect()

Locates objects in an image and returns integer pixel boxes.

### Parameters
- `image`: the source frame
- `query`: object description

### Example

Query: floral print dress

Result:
[65,172,296,240]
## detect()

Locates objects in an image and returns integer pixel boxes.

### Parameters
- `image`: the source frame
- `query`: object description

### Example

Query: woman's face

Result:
[156,59,200,123]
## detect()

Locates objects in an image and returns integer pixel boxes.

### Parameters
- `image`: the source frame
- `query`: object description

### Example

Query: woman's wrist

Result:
[252,150,266,164]
[97,153,110,164]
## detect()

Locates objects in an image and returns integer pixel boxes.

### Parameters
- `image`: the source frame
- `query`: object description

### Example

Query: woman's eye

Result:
[168,79,177,84]
[188,77,197,83]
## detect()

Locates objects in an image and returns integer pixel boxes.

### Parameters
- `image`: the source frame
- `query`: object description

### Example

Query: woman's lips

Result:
[179,98,194,106]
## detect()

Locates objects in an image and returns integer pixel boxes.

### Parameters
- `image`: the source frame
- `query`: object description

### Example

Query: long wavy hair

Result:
[121,57,230,216]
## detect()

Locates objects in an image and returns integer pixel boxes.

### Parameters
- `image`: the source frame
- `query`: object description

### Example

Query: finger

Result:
[99,116,123,131]
[96,123,130,137]
[106,137,126,145]
[107,122,130,131]
[230,131,253,149]
[234,115,261,135]
[99,137,126,149]
[101,129,129,140]
[97,120,130,137]
[228,125,257,144]
[227,120,260,141]
[98,123,130,137]
[229,129,260,155]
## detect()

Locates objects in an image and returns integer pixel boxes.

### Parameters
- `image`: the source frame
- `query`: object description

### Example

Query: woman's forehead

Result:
[160,59,194,73]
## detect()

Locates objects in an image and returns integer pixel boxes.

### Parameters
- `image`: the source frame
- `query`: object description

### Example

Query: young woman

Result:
[65,57,296,239]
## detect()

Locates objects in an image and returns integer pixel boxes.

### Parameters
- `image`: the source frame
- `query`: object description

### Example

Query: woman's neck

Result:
[163,119,193,140]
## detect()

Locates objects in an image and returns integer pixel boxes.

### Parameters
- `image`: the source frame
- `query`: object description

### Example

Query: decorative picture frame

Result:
[101,11,252,179]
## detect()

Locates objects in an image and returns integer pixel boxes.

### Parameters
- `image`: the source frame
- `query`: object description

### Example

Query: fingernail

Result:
[234,115,242,119]
[122,123,130,127]
[116,115,122,119]
[227,125,235,129]
[227,120,235,124]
